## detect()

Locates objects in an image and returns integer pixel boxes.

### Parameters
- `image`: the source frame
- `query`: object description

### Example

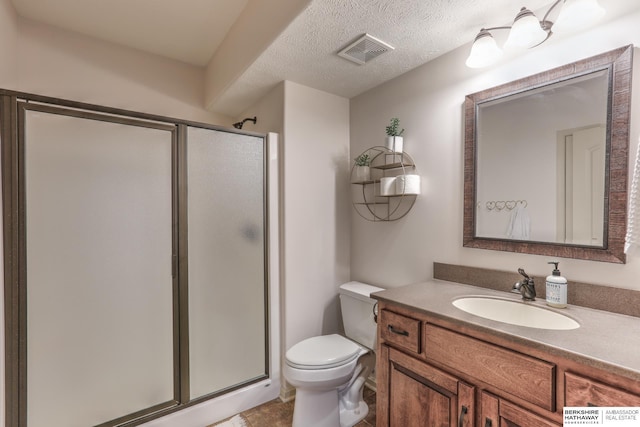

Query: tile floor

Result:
[209,387,376,427]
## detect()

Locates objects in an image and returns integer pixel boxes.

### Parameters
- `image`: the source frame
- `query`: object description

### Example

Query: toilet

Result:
[284,281,384,427]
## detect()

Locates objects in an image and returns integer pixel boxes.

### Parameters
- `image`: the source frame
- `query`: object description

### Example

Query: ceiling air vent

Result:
[337,34,394,65]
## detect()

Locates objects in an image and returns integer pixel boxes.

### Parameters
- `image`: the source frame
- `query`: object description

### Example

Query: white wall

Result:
[0,0,17,86]
[16,17,231,125]
[351,10,640,291]
[282,81,350,348]
[239,82,285,136]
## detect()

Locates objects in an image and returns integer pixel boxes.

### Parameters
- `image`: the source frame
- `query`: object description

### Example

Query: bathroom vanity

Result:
[373,280,640,427]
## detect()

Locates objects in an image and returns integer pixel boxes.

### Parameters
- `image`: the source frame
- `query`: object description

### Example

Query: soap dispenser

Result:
[545,261,567,308]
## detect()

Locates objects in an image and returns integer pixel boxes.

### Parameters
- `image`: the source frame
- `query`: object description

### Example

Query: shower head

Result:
[233,116,257,129]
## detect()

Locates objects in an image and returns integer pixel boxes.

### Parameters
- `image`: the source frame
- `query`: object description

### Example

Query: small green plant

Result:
[385,118,404,137]
[354,153,371,166]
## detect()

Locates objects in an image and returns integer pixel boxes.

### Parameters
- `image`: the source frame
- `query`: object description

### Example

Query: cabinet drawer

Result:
[379,310,421,354]
[424,324,556,412]
[565,372,640,407]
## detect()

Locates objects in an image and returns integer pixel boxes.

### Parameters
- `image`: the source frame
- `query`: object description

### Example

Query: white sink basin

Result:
[452,297,580,330]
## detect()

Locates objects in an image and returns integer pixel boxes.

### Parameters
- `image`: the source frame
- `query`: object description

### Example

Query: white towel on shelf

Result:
[506,204,530,240]
[625,136,640,253]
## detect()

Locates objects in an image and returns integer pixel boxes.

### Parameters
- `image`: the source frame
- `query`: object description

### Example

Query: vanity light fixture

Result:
[465,0,605,68]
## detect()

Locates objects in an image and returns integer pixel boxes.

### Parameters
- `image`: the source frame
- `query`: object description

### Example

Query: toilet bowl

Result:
[284,282,383,427]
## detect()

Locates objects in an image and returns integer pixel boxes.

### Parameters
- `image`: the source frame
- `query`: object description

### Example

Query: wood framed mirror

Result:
[463,45,633,263]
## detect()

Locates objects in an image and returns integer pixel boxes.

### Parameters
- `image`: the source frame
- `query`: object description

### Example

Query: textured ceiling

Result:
[10,0,638,117]
[210,0,554,114]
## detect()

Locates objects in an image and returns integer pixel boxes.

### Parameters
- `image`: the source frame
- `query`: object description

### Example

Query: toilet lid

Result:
[286,334,361,369]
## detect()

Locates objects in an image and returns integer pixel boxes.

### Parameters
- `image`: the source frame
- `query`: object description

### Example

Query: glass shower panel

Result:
[187,127,266,399]
[25,110,175,427]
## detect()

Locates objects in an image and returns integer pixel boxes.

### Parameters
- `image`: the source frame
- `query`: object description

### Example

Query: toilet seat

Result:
[286,334,361,370]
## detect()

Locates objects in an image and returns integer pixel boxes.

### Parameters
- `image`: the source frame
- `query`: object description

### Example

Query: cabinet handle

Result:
[387,325,409,336]
[484,417,493,427]
[458,405,468,427]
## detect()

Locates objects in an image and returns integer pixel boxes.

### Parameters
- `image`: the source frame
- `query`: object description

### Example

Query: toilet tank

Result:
[339,281,384,350]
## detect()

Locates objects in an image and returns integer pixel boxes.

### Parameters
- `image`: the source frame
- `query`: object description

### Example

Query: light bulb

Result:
[553,0,606,34]
[504,7,548,49]
[466,30,503,68]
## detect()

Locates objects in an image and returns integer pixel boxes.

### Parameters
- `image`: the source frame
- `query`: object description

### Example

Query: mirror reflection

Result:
[475,70,609,246]
[463,45,632,264]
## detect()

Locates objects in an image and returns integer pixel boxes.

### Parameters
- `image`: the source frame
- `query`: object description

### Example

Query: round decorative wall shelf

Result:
[351,146,419,221]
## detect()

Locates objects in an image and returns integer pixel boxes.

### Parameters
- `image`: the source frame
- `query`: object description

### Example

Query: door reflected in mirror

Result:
[475,70,608,246]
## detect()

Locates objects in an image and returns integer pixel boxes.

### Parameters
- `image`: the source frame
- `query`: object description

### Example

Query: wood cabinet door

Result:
[390,366,452,426]
[386,347,474,427]
[481,391,500,427]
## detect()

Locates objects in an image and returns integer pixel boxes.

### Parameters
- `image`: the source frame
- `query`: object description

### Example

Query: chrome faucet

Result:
[512,268,536,301]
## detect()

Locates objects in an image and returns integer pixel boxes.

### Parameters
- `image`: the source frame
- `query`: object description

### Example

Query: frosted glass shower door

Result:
[187,127,267,399]
[24,107,175,427]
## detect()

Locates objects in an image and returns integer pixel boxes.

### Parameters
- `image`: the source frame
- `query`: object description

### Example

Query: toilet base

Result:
[338,352,374,427]
[339,399,368,427]
[292,388,340,427]
[291,388,369,427]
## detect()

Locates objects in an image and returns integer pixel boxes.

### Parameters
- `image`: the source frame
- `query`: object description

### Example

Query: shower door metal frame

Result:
[1,89,271,427]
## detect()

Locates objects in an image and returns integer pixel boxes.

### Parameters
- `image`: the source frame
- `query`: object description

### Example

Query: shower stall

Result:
[2,92,280,427]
